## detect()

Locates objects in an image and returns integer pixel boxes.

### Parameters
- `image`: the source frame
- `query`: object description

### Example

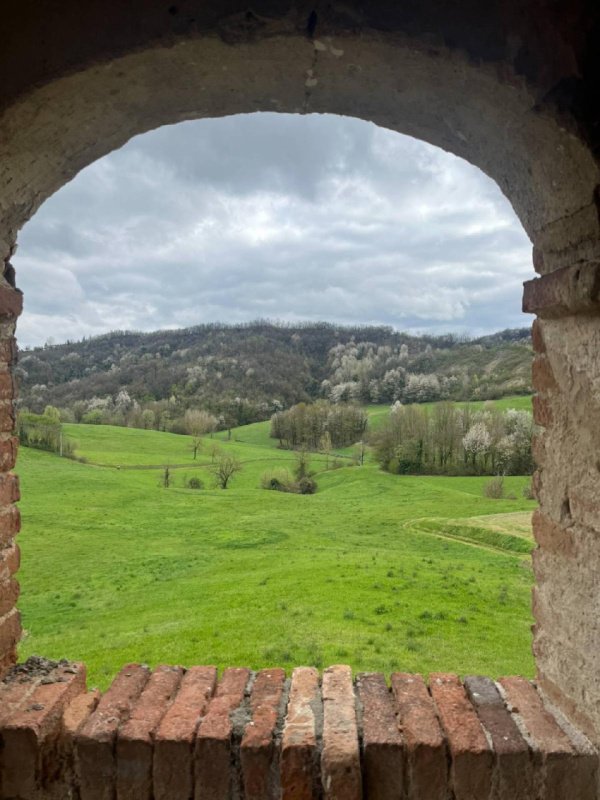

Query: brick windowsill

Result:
[0,657,597,799]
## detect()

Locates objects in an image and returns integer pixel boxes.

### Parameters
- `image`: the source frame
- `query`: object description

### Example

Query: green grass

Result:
[17,418,536,689]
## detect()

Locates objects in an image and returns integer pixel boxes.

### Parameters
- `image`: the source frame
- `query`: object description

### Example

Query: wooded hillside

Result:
[17,322,532,428]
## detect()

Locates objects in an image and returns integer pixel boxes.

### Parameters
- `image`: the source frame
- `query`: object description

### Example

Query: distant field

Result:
[17,407,536,689]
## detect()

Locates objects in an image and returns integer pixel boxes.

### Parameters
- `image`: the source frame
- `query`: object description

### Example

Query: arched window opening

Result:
[12,113,537,688]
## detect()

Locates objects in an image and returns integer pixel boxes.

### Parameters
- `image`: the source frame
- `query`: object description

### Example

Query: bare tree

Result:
[184,409,218,460]
[207,441,222,463]
[211,454,242,489]
[354,439,366,466]
[319,431,332,469]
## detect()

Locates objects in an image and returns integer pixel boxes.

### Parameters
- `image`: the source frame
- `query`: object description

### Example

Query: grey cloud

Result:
[14,113,533,348]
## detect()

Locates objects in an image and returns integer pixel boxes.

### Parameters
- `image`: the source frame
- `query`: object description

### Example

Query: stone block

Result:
[429,673,492,800]
[321,665,361,800]
[281,666,320,800]
[76,663,150,800]
[154,665,217,800]
[194,667,250,800]
[391,673,446,800]
[357,672,404,800]
[241,667,286,800]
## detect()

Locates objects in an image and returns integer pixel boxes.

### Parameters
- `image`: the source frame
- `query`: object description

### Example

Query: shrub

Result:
[81,409,103,425]
[297,476,317,495]
[187,476,204,490]
[260,469,293,491]
[261,469,317,495]
[483,476,505,499]
[294,450,310,480]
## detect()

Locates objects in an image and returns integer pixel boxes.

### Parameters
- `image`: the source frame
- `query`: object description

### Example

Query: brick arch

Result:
[0,2,599,780]
[1,23,599,268]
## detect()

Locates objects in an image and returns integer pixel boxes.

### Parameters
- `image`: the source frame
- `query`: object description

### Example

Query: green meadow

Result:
[16,399,536,689]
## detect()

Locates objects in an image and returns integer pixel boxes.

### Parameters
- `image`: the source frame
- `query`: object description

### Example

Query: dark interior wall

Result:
[1,0,598,143]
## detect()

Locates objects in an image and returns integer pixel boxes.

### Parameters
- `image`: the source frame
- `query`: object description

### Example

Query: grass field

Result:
[17,400,536,689]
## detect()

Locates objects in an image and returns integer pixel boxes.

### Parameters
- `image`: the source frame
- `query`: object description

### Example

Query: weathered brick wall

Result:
[0,282,21,678]
[523,258,600,743]
[0,658,597,800]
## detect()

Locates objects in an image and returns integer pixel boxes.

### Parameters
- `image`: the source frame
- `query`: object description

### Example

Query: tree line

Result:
[372,402,534,476]
[17,321,532,431]
[17,406,75,458]
[270,401,368,449]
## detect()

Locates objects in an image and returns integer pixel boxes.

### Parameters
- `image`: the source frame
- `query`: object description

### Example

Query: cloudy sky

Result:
[13,113,533,348]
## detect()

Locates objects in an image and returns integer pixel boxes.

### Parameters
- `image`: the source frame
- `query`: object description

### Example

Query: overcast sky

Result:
[13,113,533,348]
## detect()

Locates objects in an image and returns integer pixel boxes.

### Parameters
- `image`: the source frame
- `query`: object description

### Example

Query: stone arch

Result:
[0,1,599,746]
[1,24,599,267]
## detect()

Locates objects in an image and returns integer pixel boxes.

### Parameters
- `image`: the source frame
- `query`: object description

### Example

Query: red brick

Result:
[391,673,446,800]
[1,662,86,798]
[153,665,217,800]
[0,577,19,616]
[0,504,20,546]
[241,667,286,800]
[429,673,492,800]
[0,607,21,659]
[281,667,320,800]
[532,355,558,393]
[76,664,150,800]
[531,318,546,353]
[63,689,102,738]
[532,393,553,427]
[321,665,361,800]
[0,436,18,471]
[0,542,19,579]
[464,676,532,800]
[0,473,19,505]
[0,337,18,366]
[0,373,14,401]
[500,677,597,800]
[117,665,183,800]
[0,648,16,678]
[0,287,23,320]
[59,689,102,798]
[194,667,251,800]
[0,401,15,433]
[356,673,404,800]
[523,262,600,317]
[0,670,42,727]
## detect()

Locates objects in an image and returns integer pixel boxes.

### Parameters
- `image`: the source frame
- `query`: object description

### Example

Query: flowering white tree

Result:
[404,373,441,403]
[462,422,491,472]
[330,381,361,404]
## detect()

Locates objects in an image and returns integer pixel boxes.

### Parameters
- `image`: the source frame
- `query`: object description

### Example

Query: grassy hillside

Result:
[16,410,536,689]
